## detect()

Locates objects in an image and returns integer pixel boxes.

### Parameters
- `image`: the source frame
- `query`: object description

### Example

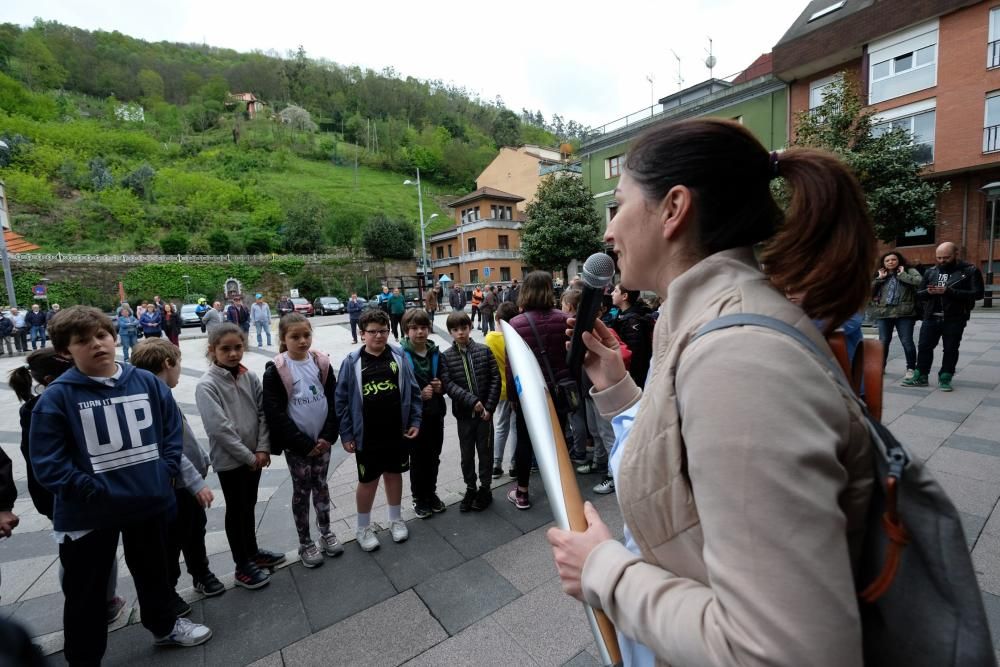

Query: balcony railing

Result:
[984,125,1000,153]
[429,249,521,269]
[989,40,1000,69]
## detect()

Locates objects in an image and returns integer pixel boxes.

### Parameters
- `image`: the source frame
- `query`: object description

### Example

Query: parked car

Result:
[313,296,345,315]
[180,304,202,328]
[291,297,314,317]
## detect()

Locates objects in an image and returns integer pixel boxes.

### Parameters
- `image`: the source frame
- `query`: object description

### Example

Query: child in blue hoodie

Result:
[29,307,213,664]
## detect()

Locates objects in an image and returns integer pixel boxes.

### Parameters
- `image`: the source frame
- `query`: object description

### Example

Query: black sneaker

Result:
[193,572,225,597]
[234,563,270,590]
[492,465,503,479]
[412,500,432,519]
[508,467,516,478]
[471,487,492,511]
[429,495,447,513]
[171,592,192,618]
[253,549,286,569]
[460,487,476,512]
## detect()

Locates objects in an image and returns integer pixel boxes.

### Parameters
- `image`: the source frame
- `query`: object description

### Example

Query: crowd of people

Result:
[0,116,990,667]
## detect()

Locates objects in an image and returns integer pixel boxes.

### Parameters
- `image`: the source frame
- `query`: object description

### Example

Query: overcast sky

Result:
[5,0,808,129]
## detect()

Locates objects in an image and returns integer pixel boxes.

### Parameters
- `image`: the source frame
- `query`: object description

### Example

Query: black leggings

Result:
[513,403,567,488]
[217,467,261,566]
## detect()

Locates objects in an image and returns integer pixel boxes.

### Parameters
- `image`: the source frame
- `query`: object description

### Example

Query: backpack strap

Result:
[524,311,558,388]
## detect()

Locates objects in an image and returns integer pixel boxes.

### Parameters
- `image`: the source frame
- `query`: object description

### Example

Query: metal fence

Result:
[8,251,366,264]
[984,125,1000,153]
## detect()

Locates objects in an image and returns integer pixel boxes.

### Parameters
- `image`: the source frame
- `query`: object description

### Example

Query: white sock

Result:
[357,512,370,529]
[388,505,401,521]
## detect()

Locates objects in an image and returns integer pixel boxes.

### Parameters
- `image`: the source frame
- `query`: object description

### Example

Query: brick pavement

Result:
[1,310,999,665]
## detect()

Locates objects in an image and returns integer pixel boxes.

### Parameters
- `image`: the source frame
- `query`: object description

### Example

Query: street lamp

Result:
[278,272,287,294]
[981,182,1000,307]
[0,177,16,309]
[404,169,434,288]
[182,274,191,299]
[363,268,370,297]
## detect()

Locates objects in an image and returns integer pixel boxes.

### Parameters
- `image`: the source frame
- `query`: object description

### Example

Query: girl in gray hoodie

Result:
[195,323,284,590]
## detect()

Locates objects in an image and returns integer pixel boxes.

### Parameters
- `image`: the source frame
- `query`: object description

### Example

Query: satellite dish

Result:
[705,55,717,69]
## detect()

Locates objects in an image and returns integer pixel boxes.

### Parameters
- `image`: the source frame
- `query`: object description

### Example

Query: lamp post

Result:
[404,169,434,289]
[278,272,287,294]
[363,268,370,298]
[0,177,16,309]
[182,274,191,299]
[981,182,1000,307]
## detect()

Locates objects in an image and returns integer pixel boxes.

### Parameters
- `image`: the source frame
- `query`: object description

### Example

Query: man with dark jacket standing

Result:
[449,285,466,312]
[25,304,48,350]
[346,293,363,343]
[903,242,984,391]
[611,284,653,389]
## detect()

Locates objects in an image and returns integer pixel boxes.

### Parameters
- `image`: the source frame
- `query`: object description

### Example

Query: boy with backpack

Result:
[443,311,500,512]
[400,309,449,518]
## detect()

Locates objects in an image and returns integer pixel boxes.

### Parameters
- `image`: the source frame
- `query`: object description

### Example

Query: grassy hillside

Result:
[1,90,457,254]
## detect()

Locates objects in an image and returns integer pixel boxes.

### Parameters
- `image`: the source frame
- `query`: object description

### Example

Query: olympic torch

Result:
[501,320,622,666]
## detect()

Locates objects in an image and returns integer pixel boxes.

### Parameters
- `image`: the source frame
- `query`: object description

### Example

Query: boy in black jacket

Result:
[443,311,500,511]
[400,309,449,519]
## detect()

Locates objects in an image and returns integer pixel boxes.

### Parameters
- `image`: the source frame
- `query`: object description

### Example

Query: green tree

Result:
[521,176,603,274]
[13,32,66,90]
[206,229,231,254]
[792,73,947,242]
[361,215,415,259]
[282,195,326,253]
[160,231,189,254]
[137,68,164,101]
[491,109,520,148]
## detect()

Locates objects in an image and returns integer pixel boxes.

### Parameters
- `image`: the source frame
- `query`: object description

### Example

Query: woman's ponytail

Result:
[760,148,876,333]
[8,348,75,402]
[8,366,34,402]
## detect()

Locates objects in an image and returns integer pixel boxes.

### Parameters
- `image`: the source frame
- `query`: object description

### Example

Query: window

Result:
[809,75,840,109]
[505,206,512,219]
[896,225,935,247]
[468,237,477,252]
[986,91,1000,152]
[605,155,624,179]
[461,207,480,223]
[868,22,938,104]
[990,7,1000,68]
[498,234,509,250]
[469,269,479,284]
[808,0,845,22]
[491,205,499,219]
[872,107,936,163]
[436,246,444,259]
[447,243,453,257]
[500,266,511,282]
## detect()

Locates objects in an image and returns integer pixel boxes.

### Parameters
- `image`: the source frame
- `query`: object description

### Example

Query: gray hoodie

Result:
[177,416,211,494]
[195,364,271,472]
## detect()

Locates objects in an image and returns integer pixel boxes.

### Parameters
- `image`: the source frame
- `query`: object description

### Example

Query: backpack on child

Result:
[692,314,993,666]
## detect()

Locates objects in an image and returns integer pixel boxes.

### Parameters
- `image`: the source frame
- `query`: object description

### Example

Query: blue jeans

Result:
[254,321,271,346]
[876,317,916,369]
[30,325,46,349]
[120,333,137,362]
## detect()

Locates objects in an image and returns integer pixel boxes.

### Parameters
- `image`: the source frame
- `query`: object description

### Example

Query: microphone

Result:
[566,252,616,380]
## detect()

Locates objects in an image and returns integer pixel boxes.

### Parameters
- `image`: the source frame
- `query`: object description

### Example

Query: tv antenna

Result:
[704,37,717,79]
[645,74,655,108]
[670,50,684,90]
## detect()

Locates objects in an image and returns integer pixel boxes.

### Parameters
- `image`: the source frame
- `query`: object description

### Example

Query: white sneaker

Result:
[153,617,213,647]
[355,525,380,552]
[593,477,616,495]
[299,543,324,568]
[904,369,915,380]
[390,519,409,543]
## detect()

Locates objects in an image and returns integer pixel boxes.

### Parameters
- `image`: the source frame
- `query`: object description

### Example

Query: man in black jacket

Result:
[903,243,984,391]
[611,285,653,389]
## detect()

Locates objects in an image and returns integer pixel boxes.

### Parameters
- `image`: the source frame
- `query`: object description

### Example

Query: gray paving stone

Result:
[927,447,1000,483]
[490,577,594,667]
[414,558,521,636]
[887,413,959,440]
[0,602,18,620]
[0,531,59,567]
[980,591,1000,649]
[955,406,1000,442]
[402,616,535,667]
[246,650,284,667]
[962,512,989,548]
[931,470,1000,517]
[967,360,1000,368]
[974,532,1000,597]
[482,523,558,594]
[984,398,1000,408]
[884,384,932,396]
[428,502,523,559]
[101,602,207,667]
[281,589,446,666]
[563,650,601,667]
[370,520,465,592]
[951,380,1000,391]
[0,554,56,604]
[895,432,946,462]
[201,568,311,667]
[905,405,971,422]
[8,590,64,637]
[289,539,396,632]
[488,482,555,534]
[945,435,1000,458]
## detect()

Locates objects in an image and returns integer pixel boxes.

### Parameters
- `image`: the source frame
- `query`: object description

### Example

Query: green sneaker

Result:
[938,373,953,392]
[901,370,929,387]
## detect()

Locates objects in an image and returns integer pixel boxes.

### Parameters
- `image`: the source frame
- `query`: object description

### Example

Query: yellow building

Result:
[475,145,569,212]
[428,187,526,286]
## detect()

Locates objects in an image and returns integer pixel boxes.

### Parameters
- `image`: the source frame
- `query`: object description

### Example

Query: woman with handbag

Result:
[505,271,572,510]
[870,251,922,379]
[162,303,182,346]
[545,118,876,666]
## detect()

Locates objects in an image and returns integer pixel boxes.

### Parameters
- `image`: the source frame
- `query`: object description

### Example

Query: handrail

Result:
[984,125,1000,153]
[8,251,372,264]
[989,39,1000,69]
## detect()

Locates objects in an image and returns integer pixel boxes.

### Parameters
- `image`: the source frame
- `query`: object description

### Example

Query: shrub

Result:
[160,231,189,255]
[88,158,114,191]
[122,163,155,200]
[206,229,231,254]
[361,215,415,259]
[2,170,55,211]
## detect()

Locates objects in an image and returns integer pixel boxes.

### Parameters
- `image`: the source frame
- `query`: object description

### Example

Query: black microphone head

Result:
[581,253,615,289]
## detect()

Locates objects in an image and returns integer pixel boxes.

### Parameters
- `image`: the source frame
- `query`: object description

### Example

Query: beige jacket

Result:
[584,248,873,667]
